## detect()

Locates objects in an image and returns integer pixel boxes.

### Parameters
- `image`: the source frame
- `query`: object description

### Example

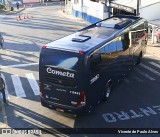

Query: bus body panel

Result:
[39,49,89,113]
[87,33,133,103]
[39,15,148,114]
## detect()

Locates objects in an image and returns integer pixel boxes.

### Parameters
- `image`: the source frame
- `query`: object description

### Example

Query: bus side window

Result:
[90,42,116,73]
[90,53,102,71]
[123,33,130,50]
[131,20,146,46]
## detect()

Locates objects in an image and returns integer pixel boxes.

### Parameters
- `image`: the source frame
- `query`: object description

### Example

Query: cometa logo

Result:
[46,67,74,78]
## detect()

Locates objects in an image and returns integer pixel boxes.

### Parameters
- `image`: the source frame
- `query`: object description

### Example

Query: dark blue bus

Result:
[39,15,148,114]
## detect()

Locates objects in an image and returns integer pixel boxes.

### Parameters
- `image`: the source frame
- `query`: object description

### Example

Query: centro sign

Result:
[46,67,74,78]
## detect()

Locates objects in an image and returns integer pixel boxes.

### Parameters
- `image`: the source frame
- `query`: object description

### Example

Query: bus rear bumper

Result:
[40,97,87,115]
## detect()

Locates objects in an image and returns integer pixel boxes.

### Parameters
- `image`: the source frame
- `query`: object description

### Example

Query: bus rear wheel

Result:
[136,52,142,65]
[104,81,112,101]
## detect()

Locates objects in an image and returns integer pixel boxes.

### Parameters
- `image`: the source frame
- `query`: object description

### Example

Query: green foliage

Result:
[0,3,5,10]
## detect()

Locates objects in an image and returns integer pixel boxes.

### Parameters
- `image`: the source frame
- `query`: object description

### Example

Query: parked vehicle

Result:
[39,15,148,114]
[155,28,160,42]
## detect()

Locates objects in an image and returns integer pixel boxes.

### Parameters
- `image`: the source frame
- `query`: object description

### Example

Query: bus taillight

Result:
[79,51,84,55]
[39,82,44,98]
[43,45,47,48]
[76,91,86,108]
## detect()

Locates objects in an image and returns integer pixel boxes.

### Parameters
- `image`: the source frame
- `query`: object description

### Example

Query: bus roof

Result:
[45,15,140,53]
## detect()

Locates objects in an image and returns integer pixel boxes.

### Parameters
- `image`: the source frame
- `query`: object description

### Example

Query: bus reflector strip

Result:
[76,91,86,108]
[39,82,44,98]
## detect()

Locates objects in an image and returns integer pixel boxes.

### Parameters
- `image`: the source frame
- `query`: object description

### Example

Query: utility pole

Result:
[82,0,83,19]
[65,0,67,13]
[136,0,140,16]
[107,0,110,17]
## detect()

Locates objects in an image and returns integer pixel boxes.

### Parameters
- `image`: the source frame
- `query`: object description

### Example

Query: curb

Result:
[23,1,63,7]
[4,8,25,15]
[0,2,63,15]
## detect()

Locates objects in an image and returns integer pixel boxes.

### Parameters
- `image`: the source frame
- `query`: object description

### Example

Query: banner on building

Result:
[23,0,40,3]
[110,2,135,13]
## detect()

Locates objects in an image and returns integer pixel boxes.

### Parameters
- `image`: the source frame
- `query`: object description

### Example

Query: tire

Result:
[76,106,92,117]
[104,80,112,101]
[136,52,142,65]
[0,77,5,90]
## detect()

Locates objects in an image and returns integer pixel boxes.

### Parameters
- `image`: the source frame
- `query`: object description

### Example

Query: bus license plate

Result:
[56,108,64,112]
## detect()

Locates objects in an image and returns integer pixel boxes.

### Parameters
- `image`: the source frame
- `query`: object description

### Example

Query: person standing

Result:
[0,76,6,104]
[0,33,4,50]
[16,2,19,10]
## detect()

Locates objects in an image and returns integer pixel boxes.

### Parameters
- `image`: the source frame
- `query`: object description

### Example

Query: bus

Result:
[39,15,148,114]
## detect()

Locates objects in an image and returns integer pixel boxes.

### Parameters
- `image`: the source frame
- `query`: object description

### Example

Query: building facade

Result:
[71,0,160,25]
[71,0,109,23]
[22,0,40,4]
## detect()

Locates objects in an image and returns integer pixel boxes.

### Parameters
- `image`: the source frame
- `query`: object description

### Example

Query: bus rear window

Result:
[56,57,78,70]
[41,49,81,71]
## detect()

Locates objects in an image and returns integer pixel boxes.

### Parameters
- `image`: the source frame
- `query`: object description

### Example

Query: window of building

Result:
[74,0,79,4]
[90,0,99,2]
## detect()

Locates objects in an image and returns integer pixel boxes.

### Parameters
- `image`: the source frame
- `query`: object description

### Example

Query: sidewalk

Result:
[147,41,160,58]
[0,1,63,15]
[0,7,25,15]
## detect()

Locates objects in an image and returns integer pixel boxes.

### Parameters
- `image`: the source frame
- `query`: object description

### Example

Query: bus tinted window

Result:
[80,27,118,39]
[56,57,78,69]
[90,42,118,72]
[89,35,131,73]
[130,20,146,46]
[42,50,79,71]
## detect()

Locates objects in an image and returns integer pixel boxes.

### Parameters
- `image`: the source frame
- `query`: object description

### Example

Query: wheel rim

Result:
[106,83,111,98]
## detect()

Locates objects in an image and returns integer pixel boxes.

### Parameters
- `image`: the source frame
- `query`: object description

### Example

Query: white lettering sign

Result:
[90,74,99,84]
[46,67,74,78]
[102,105,160,123]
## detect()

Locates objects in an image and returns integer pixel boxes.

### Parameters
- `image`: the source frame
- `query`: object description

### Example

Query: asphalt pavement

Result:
[1,2,160,58]
[0,6,24,15]
[0,4,160,136]
[0,4,89,131]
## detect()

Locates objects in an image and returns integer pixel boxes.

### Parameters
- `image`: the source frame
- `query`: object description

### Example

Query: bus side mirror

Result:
[90,54,101,70]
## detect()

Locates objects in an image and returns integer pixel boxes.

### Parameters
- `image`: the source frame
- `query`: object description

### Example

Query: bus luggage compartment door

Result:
[43,84,81,107]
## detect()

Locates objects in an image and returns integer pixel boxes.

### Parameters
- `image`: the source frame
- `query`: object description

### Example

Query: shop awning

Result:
[109,2,135,13]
